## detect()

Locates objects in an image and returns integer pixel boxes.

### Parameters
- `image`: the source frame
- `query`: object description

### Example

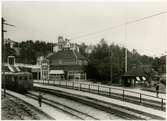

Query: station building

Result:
[5,37,88,82]
[45,36,88,81]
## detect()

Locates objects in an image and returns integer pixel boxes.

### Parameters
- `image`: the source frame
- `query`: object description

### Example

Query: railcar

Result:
[2,72,33,93]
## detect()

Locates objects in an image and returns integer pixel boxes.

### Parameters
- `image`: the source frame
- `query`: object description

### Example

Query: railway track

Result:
[42,83,165,111]
[2,94,39,120]
[2,91,54,120]
[27,90,132,120]
[26,91,99,120]
[5,90,100,120]
[33,86,165,120]
[4,87,165,120]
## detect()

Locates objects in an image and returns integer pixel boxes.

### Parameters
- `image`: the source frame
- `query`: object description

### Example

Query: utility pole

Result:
[125,23,128,73]
[110,46,112,85]
[2,17,15,97]
[2,18,6,97]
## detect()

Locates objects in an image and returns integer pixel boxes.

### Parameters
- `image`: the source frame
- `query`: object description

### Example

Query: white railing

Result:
[34,80,166,111]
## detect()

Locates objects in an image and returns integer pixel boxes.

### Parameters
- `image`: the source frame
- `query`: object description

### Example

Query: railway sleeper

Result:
[26,93,99,120]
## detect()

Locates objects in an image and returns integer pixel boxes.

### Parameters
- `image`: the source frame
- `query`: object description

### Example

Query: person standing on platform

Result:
[38,92,43,107]
[156,84,159,97]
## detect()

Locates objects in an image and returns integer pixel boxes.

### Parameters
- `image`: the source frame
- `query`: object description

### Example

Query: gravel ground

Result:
[1,94,49,120]
[30,91,124,120]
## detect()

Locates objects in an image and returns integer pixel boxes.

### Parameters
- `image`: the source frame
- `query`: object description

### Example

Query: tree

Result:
[85,39,125,84]
[3,44,16,62]
[79,43,88,57]
[18,40,54,64]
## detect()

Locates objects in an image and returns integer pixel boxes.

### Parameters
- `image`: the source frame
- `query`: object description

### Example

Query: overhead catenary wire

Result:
[4,23,16,27]
[70,11,167,40]
[70,10,167,75]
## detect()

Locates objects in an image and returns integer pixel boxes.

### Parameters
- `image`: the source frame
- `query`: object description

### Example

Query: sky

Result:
[2,1,167,57]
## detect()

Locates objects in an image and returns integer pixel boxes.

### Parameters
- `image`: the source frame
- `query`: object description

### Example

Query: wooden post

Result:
[123,90,125,101]
[80,83,81,91]
[59,80,61,86]
[89,84,90,92]
[140,94,142,104]
[98,85,100,94]
[85,73,87,80]
[73,82,74,89]
[161,98,163,110]
[109,88,111,96]
[37,72,38,81]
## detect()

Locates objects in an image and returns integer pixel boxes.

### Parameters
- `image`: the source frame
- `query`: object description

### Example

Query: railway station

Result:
[2,55,166,120]
[2,1,166,120]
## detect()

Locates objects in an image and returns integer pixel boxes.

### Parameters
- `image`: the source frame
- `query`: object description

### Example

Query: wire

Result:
[71,23,124,40]
[4,23,15,27]
[70,11,167,40]
[126,11,167,25]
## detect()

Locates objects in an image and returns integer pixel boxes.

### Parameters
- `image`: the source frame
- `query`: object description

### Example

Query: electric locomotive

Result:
[2,64,33,93]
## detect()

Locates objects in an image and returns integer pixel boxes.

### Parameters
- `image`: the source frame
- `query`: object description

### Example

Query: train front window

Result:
[11,76,14,82]
[24,76,27,80]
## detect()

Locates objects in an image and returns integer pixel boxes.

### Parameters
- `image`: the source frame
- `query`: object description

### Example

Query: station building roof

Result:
[122,66,146,77]
[2,64,31,74]
[47,50,76,60]
[47,50,87,64]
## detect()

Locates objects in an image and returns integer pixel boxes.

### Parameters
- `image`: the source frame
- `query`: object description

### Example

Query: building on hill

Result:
[53,36,80,53]
[46,36,88,81]
[4,38,17,48]
[85,45,95,54]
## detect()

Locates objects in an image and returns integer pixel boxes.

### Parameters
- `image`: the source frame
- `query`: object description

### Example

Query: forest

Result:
[3,39,166,84]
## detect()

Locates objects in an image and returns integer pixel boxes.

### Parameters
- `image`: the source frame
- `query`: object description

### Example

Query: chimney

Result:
[58,36,64,50]
[58,36,64,43]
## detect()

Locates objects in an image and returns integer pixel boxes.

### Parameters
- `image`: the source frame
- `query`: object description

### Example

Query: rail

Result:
[34,80,166,110]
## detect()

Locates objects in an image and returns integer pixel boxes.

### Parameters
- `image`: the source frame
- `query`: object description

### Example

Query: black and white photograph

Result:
[1,0,166,120]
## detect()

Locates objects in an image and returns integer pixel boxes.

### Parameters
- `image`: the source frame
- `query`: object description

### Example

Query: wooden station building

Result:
[46,36,88,81]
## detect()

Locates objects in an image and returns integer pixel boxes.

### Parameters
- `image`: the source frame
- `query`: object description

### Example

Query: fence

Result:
[34,80,166,110]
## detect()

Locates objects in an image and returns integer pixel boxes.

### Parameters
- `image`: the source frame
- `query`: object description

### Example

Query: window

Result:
[59,60,62,64]
[142,77,146,80]
[136,77,140,81]
[78,60,82,65]
[84,60,88,65]
[11,76,14,82]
